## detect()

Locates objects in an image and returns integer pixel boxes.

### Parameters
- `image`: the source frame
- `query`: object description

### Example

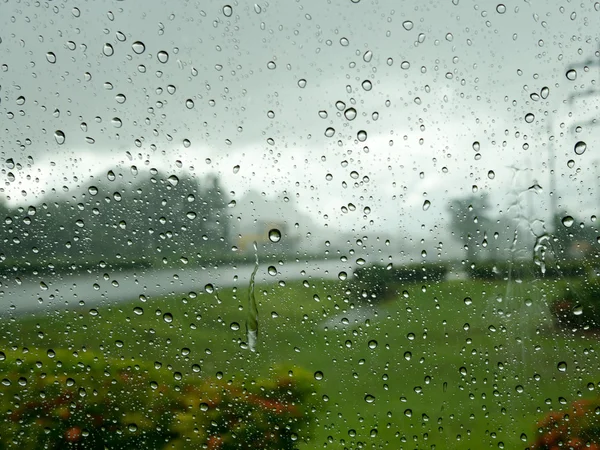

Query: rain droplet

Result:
[361,79,372,91]
[567,159,575,168]
[111,117,122,127]
[496,4,506,13]
[267,61,276,69]
[103,43,114,56]
[402,20,414,30]
[132,41,145,54]
[133,307,144,315]
[364,394,375,403]
[54,130,65,145]
[573,304,583,316]
[205,283,214,294]
[557,361,567,372]
[223,5,233,17]
[400,61,410,69]
[335,100,346,111]
[488,170,495,179]
[357,130,367,142]
[561,216,574,227]
[541,86,549,99]
[157,50,169,63]
[344,108,357,121]
[107,170,116,181]
[325,127,335,137]
[230,322,240,331]
[363,50,373,62]
[314,371,324,380]
[368,340,378,349]
[297,78,307,88]
[566,69,577,81]
[574,141,587,155]
[524,113,535,123]
[46,52,57,63]
[268,228,281,242]
[268,265,277,276]
[422,200,431,211]
[338,271,347,281]
[167,175,179,186]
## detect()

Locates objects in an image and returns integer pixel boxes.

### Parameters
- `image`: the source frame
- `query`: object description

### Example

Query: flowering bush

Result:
[530,398,600,449]
[0,349,317,449]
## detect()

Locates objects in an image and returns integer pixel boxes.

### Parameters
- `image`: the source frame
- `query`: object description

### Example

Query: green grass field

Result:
[2,276,598,449]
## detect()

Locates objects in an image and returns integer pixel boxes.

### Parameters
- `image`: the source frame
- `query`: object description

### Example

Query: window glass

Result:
[1,1,599,448]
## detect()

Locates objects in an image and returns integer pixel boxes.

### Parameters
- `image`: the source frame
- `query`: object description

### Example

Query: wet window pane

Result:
[1,1,599,448]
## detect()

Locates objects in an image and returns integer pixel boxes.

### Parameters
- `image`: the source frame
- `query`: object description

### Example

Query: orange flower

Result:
[64,426,82,442]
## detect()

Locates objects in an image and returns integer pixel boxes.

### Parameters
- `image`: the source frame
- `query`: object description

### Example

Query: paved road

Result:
[0,259,357,316]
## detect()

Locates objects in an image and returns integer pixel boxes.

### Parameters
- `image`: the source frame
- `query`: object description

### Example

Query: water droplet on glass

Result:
[167,175,179,186]
[488,170,495,179]
[423,200,431,211]
[157,50,169,63]
[402,20,414,30]
[132,41,145,54]
[541,86,549,98]
[344,107,357,120]
[267,61,276,69]
[363,50,373,62]
[557,361,567,372]
[524,113,535,123]
[325,127,335,137]
[133,307,144,315]
[573,304,583,316]
[54,130,65,144]
[103,43,114,56]
[46,52,57,63]
[223,5,233,17]
[364,394,375,403]
[338,271,347,280]
[401,61,410,69]
[335,100,346,111]
[361,79,372,91]
[314,371,324,380]
[107,170,116,181]
[368,340,378,349]
[496,4,506,13]
[567,159,575,168]
[268,228,281,242]
[205,283,215,294]
[561,216,574,227]
[268,266,277,276]
[357,130,367,142]
[566,69,577,80]
[111,117,122,127]
[230,322,240,330]
[574,141,587,155]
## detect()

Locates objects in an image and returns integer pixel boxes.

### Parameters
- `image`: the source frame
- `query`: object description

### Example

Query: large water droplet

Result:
[223,5,233,17]
[524,113,535,123]
[364,394,375,403]
[167,175,179,186]
[344,107,357,120]
[363,50,373,62]
[157,50,169,63]
[103,43,114,56]
[423,200,431,211]
[314,371,324,380]
[46,52,57,63]
[132,41,145,54]
[402,20,414,30]
[54,130,65,144]
[362,79,373,91]
[297,78,307,88]
[574,141,587,155]
[357,130,367,142]
[268,228,281,242]
[496,4,506,13]
[557,361,567,372]
[566,69,577,80]
[561,216,574,227]
[325,127,335,137]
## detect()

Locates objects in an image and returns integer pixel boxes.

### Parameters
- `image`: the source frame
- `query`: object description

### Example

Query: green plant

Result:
[550,279,600,330]
[0,350,318,449]
[530,398,600,449]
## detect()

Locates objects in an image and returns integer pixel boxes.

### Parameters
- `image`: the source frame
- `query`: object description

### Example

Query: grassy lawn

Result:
[2,276,598,449]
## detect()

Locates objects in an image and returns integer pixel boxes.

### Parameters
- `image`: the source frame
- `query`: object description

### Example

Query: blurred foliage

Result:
[0,349,318,449]
[550,277,600,331]
[348,263,448,304]
[467,260,597,280]
[530,398,600,449]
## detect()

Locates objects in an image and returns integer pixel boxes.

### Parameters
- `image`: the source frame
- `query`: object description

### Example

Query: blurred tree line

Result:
[0,169,230,274]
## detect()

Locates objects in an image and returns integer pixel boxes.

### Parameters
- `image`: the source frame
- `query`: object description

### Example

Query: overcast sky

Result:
[1,0,599,257]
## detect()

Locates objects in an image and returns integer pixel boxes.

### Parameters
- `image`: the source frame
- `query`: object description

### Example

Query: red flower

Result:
[64,426,82,442]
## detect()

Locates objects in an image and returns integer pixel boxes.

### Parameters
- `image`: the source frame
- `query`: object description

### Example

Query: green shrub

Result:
[550,278,600,330]
[530,398,600,449]
[0,349,317,449]
[348,263,448,304]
